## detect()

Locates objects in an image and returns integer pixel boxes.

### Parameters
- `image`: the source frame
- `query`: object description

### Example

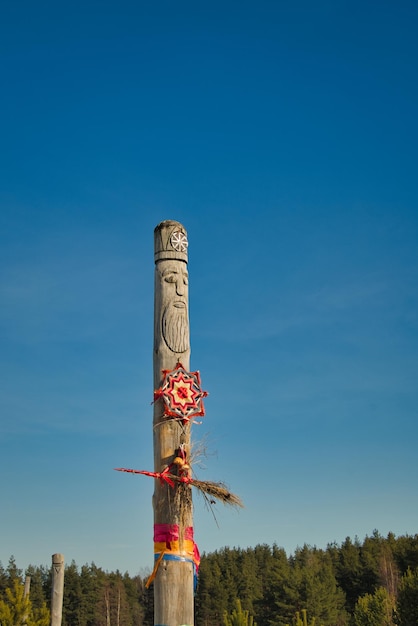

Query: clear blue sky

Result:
[1,0,417,576]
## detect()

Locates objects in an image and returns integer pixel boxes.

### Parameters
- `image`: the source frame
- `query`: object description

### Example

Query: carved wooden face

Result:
[157,261,189,354]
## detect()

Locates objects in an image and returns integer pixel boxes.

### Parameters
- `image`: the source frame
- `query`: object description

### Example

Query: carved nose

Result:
[176,280,185,295]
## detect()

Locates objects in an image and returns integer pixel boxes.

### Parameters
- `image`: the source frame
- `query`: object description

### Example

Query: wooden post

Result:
[50,553,64,626]
[153,220,194,626]
[23,575,31,626]
[24,575,31,598]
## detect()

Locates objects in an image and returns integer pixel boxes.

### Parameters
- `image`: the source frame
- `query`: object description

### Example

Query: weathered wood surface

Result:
[23,575,31,626]
[24,575,31,598]
[153,220,194,626]
[50,553,64,626]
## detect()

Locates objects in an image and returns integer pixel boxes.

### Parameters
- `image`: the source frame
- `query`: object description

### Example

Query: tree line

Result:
[1,531,418,625]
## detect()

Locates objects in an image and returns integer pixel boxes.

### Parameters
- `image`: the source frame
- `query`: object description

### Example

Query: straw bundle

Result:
[168,473,243,508]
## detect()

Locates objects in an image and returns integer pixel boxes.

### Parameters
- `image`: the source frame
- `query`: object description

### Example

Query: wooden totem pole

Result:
[153,220,194,626]
[115,221,240,622]
[50,553,64,626]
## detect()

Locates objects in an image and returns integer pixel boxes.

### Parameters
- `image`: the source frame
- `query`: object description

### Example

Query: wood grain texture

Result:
[153,221,194,626]
[51,553,64,626]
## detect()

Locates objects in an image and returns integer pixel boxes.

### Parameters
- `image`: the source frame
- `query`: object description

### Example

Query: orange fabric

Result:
[154,539,195,559]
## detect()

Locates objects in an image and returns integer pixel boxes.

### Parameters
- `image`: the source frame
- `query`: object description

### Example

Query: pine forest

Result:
[1,531,418,626]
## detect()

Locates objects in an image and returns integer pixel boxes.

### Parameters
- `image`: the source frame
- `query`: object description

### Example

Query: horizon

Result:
[2,528,415,577]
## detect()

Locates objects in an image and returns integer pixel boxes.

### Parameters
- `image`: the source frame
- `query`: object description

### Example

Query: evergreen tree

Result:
[396,568,418,626]
[81,563,100,625]
[335,537,364,613]
[108,571,133,626]
[122,572,145,626]
[253,544,288,626]
[196,551,231,624]
[265,546,296,626]
[25,565,48,610]
[141,578,154,626]
[62,561,84,626]
[0,561,8,598]
[378,544,399,600]
[0,577,49,626]
[268,546,347,626]
[6,555,22,584]
[2,533,417,626]
[353,587,394,626]
[29,602,50,626]
[223,598,257,626]
[361,531,386,596]
[235,548,263,616]
[301,548,346,626]
[0,579,26,626]
[291,608,320,626]
[393,535,418,576]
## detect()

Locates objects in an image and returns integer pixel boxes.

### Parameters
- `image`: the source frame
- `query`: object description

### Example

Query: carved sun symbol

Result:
[170,231,188,252]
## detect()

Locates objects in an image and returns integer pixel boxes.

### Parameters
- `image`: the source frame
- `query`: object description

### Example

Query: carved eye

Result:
[164,274,177,283]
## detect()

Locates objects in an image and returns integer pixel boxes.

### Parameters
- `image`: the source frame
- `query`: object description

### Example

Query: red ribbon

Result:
[154,523,179,543]
[153,524,200,572]
[114,467,175,488]
[185,526,200,567]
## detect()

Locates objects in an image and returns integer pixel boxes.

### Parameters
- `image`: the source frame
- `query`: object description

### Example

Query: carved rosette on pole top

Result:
[153,220,195,626]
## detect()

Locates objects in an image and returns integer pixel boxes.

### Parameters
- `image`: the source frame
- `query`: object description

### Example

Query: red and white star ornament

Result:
[154,362,208,422]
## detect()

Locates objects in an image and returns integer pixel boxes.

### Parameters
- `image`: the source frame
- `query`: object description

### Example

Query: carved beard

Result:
[162,302,189,353]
